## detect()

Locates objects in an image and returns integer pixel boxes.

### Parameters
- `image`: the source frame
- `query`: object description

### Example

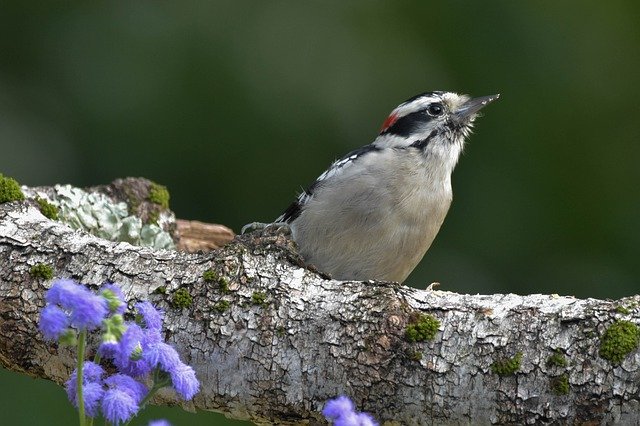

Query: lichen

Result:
[148,183,170,209]
[172,288,193,309]
[0,173,25,203]
[546,349,568,368]
[29,263,53,280]
[550,374,569,395]
[252,291,267,306]
[405,313,440,342]
[42,184,174,250]
[36,197,59,220]
[214,300,230,312]
[599,320,640,365]
[491,352,522,376]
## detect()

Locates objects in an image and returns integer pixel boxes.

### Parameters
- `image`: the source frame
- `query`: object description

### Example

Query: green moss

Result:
[252,291,267,306]
[599,320,640,364]
[546,349,568,368]
[172,288,193,309]
[405,313,440,342]
[152,286,167,295]
[148,183,170,209]
[29,263,53,280]
[276,326,286,337]
[36,197,59,220]
[615,306,631,315]
[550,374,569,395]
[409,351,423,361]
[214,300,230,312]
[147,209,160,225]
[203,269,230,293]
[491,352,522,376]
[202,269,218,282]
[0,174,25,204]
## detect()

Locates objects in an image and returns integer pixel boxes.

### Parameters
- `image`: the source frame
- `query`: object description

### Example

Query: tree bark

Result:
[1,180,639,425]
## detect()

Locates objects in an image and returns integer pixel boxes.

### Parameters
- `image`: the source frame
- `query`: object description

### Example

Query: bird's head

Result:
[375,91,499,153]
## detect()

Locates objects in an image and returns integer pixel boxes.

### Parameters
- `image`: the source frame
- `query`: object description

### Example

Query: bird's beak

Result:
[455,94,500,121]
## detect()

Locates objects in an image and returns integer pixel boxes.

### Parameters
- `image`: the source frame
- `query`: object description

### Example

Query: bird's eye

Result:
[426,103,444,117]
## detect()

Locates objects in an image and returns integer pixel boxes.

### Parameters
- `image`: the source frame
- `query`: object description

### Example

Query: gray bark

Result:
[1,181,639,425]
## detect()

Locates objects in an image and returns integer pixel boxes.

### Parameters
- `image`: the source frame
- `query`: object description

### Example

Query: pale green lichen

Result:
[37,185,174,250]
[599,320,640,365]
[491,352,522,376]
[0,174,25,203]
[405,313,440,342]
[30,263,53,280]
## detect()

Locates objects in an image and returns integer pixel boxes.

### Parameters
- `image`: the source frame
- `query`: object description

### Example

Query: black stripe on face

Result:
[381,109,433,137]
[409,129,439,150]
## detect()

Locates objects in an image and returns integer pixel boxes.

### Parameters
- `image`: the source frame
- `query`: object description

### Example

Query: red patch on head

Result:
[380,112,398,132]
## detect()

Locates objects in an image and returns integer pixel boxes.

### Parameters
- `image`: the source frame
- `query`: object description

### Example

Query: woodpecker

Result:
[245,91,499,283]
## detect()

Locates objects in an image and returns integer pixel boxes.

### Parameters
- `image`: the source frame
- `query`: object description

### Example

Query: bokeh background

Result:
[1,1,639,424]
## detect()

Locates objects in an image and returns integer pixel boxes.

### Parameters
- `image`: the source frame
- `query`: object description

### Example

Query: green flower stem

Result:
[123,369,171,426]
[77,330,87,426]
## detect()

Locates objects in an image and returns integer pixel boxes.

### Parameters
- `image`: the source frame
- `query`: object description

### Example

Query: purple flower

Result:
[323,396,378,426]
[113,323,152,376]
[39,305,70,340]
[169,363,200,400]
[45,279,108,330]
[83,382,105,417]
[102,387,139,425]
[104,374,148,404]
[65,362,105,417]
[148,420,172,426]
[323,396,355,420]
[101,283,127,314]
[145,342,180,372]
[135,301,164,331]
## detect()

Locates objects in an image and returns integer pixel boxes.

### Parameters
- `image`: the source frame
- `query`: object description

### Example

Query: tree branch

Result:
[1,179,639,425]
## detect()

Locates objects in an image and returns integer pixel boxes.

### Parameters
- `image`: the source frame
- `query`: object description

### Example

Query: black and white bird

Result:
[246,91,499,283]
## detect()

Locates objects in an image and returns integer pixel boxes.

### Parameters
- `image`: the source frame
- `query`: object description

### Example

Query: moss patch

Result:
[148,183,170,209]
[0,174,25,203]
[36,197,59,220]
[615,305,631,315]
[599,320,640,364]
[409,351,423,361]
[214,300,230,312]
[252,291,267,306]
[405,313,440,342]
[172,288,193,309]
[491,352,522,376]
[550,374,569,395]
[203,269,230,293]
[546,349,568,368]
[29,263,53,280]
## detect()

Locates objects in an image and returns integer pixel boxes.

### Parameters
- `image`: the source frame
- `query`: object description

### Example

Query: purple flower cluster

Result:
[99,300,200,400]
[39,279,200,425]
[323,396,378,426]
[39,278,109,339]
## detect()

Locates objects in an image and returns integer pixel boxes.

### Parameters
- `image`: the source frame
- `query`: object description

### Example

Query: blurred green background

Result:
[1,1,638,424]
